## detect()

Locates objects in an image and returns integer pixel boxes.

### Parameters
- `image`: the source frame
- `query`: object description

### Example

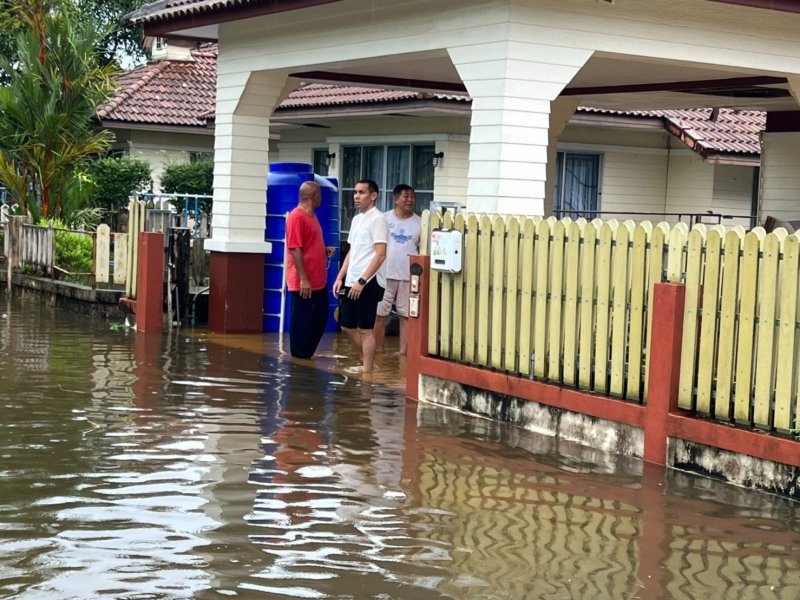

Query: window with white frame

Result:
[553,152,601,219]
[339,144,435,233]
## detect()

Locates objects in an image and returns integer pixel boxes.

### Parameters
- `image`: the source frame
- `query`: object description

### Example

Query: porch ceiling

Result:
[290,50,799,113]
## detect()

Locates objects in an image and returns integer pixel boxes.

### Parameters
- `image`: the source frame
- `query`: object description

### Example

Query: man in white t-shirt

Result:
[375,184,421,355]
[332,179,388,373]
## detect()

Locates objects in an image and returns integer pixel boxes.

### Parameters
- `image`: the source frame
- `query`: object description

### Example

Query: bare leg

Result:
[398,316,409,355]
[374,314,387,353]
[359,328,377,372]
[341,326,362,352]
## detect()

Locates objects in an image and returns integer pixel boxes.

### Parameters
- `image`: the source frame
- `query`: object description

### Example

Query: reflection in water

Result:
[0,291,799,600]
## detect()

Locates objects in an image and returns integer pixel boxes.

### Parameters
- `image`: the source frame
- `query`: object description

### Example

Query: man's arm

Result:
[288,248,312,299]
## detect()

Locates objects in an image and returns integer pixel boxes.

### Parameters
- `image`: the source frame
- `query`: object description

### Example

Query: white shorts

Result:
[377,279,410,317]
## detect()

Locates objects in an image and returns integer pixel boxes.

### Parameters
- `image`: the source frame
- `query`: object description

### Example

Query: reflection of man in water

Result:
[375,184,421,355]
[285,181,330,359]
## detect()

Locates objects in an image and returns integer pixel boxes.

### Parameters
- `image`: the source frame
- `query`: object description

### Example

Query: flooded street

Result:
[1,291,799,600]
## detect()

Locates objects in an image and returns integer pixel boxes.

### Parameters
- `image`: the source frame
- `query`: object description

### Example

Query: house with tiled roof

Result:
[102,42,764,227]
[97,42,218,192]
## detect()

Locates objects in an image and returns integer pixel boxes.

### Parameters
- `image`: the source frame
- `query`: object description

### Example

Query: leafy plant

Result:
[44,218,93,281]
[54,228,93,281]
[160,159,213,213]
[0,0,118,220]
[87,155,151,209]
[64,207,104,231]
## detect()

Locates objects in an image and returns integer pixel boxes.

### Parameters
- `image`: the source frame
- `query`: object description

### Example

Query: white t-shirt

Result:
[384,210,421,281]
[346,206,389,288]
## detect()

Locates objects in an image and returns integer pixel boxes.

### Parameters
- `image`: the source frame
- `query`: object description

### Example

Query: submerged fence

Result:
[422,210,800,435]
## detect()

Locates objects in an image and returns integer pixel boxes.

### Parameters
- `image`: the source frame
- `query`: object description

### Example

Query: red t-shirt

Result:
[285,207,327,291]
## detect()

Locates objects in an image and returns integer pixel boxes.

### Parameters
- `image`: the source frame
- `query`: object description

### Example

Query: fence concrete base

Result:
[420,373,644,459]
[669,439,800,498]
[0,270,125,320]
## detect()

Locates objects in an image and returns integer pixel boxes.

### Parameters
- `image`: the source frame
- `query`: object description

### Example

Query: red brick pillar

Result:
[208,251,265,334]
[644,282,685,465]
[135,232,164,333]
[406,255,430,402]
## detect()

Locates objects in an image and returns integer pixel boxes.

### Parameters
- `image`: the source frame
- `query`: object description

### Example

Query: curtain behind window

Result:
[554,153,599,220]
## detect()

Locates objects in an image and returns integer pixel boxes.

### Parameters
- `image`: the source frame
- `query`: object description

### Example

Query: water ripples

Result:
[2,294,800,599]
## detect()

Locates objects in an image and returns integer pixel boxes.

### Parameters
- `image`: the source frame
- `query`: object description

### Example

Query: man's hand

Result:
[348,280,363,299]
[299,277,312,299]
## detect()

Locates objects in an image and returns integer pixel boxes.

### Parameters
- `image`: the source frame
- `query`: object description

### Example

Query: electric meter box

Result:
[430,229,463,273]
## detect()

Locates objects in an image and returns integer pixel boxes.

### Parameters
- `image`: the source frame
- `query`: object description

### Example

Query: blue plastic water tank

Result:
[263,163,340,333]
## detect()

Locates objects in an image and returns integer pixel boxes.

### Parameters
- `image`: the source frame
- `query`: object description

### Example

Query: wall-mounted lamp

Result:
[325,152,336,168]
[432,151,445,168]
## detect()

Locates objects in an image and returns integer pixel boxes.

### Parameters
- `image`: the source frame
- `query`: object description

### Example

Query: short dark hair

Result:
[357,179,379,195]
[393,184,414,197]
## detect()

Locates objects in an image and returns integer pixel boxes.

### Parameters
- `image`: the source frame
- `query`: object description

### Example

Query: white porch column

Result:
[207,71,298,252]
[448,42,591,215]
[206,70,300,333]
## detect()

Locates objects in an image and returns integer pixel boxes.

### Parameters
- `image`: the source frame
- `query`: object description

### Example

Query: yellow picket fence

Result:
[422,211,800,433]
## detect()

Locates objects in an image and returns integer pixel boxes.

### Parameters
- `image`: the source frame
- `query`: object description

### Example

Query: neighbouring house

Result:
[96,41,219,193]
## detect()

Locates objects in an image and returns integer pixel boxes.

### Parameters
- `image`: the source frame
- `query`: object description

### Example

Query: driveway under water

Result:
[0,291,799,600]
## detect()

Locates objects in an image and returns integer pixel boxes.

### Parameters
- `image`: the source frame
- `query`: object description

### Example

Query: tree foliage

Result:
[87,155,151,209]
[161,160,214,213]
[0,0,118,220]
[0,0,149,81]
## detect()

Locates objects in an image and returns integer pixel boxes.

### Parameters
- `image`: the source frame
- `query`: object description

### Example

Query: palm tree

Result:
[0,0,117,220]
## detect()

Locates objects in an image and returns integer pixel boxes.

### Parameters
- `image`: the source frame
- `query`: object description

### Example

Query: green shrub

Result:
[160,159,213,213]
[55,229,94,281]
[87,156,152,209]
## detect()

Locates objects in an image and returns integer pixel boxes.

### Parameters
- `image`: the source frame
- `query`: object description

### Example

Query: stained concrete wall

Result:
[420,373,800,499]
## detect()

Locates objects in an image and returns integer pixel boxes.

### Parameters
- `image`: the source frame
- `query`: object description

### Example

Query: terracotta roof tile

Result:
[278,83,469,108]
[97,44,217,127]
[578,107,765,155]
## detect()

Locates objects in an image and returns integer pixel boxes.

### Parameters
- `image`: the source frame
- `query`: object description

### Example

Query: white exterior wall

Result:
[276,143,316,164]
[600,151,668,221]
[664,154,715,222]
[131,147,189,193]
[712,165,755,229]
[110,128,215,193]
[433,138,470,205]
[759,132,800,228]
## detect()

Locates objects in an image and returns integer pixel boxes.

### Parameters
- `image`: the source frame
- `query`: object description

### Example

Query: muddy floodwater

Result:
[1,291,799,600]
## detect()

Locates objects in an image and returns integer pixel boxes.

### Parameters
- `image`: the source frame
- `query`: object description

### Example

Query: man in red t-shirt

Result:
[285,181,330,358]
